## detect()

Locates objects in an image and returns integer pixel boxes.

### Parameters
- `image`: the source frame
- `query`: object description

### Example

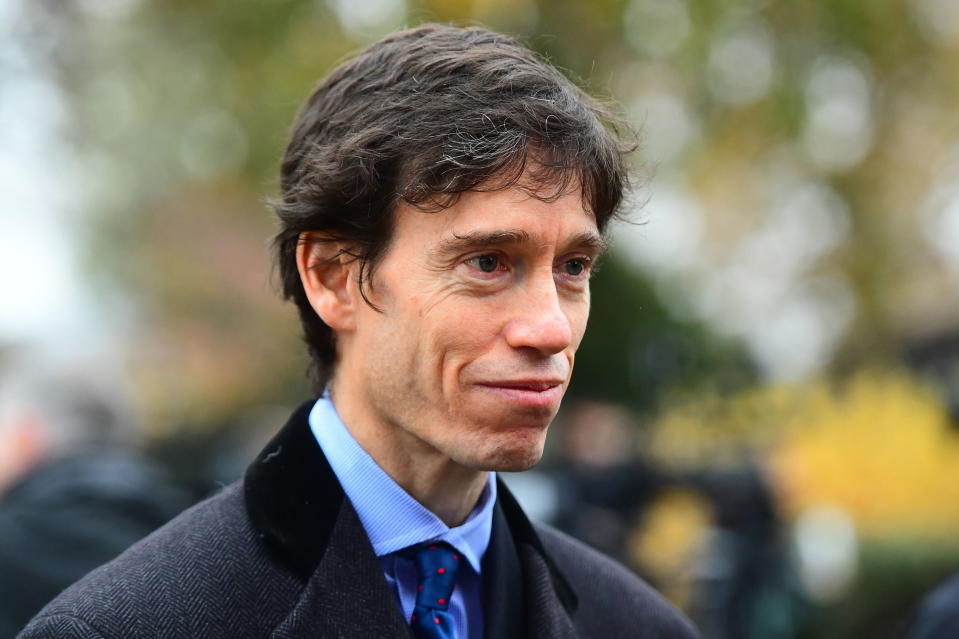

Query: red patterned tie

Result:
[408,542,461,639]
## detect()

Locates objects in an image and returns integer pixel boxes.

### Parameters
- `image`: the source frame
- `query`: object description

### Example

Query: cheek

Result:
[425,306,502,377]
[358,310,418,384]
[566,299,591,349]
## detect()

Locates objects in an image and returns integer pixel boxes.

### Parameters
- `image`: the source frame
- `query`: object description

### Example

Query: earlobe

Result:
[295,233,357,332]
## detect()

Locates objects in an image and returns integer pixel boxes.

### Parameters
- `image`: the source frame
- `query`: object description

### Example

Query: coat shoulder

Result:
[535,523,700,639]
[19,482,303,639]
[17,612,111,639]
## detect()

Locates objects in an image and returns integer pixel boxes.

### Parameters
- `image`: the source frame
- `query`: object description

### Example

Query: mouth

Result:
[476,379,566,409]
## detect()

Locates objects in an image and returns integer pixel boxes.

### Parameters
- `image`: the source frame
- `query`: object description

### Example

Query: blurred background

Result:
[3,0,959,636]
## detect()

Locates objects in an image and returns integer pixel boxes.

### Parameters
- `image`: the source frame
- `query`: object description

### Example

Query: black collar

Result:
[243,400,343,579]
[243,398,576,612]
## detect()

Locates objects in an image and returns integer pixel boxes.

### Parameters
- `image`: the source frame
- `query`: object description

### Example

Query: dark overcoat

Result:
[19,401,699,639]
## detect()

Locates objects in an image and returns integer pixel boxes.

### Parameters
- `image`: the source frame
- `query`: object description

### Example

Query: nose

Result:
[503,275,574,356]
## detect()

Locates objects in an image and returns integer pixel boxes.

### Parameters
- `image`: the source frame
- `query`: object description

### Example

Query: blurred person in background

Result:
[0,352,193,638]
[546,401,807,637]
[549,400,665,568]
[680,465,806,639]
[906,572,959,638]
[20,23,696,639]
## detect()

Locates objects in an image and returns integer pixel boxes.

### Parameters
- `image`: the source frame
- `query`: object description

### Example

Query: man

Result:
[20,24,698,638]
[0,356,193,637]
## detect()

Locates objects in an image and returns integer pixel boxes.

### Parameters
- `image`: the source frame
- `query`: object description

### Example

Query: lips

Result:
[484,379,563,392]
[476,379,566,409]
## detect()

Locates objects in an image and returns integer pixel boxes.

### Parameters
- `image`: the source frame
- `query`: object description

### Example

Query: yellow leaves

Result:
[648,369,959,539]
[647,382,804,467]
[769,370,959,538]
[628,488,711,606]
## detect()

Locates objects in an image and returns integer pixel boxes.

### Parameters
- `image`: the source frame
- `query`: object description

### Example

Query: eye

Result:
[466,254,501,273]
[561,258,590,277]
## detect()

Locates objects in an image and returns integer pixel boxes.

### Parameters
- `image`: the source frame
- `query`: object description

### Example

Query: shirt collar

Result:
[308,396,495,574]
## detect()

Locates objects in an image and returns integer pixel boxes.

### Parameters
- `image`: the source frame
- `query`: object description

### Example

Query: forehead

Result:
[390,186,601,252]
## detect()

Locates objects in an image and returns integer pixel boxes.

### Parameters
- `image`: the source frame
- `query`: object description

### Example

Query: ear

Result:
[295,232,358,333]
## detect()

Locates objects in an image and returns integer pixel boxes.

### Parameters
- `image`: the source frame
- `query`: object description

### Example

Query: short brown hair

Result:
[273,23,632,391]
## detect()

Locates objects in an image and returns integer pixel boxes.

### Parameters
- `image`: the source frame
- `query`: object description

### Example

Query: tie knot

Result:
[409,542,461,610]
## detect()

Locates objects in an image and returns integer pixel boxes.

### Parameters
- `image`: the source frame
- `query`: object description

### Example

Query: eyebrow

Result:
[435,230,531,256]
[567,231,609,255]
[433,229,608,258]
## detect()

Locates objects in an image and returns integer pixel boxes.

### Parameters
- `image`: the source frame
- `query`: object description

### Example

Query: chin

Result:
[484,452,543,473]
[455,429,548,472]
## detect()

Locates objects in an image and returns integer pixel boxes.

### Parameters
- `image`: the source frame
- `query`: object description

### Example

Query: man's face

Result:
[334,183,604,472]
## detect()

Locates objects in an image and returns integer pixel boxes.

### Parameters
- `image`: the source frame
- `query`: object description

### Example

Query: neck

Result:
[328,389,488,527]
[389,455,489,527]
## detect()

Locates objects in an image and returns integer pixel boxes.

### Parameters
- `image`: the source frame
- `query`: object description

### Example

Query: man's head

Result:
[273,23,631,392]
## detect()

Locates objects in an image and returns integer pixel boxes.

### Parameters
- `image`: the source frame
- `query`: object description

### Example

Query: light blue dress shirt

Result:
[309,397,496,639]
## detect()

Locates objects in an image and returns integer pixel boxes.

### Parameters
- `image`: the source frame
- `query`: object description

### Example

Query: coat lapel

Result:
[495,478,580,639]
[518,544,580,639]
[270,499,412,639]
[482,502,525,639]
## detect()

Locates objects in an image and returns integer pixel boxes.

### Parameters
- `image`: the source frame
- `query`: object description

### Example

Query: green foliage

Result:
[46,0,959,435]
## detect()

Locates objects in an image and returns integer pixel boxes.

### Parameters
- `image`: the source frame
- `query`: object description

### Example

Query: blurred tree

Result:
[28,0,959,431]
[571,254,751,411]
[31,0,754,431]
